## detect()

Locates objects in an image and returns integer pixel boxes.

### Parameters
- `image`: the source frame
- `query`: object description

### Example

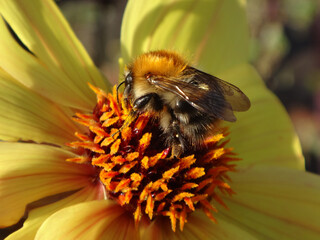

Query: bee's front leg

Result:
[115,94,160,137]
[122,93,160,131]
[133,93,163,112]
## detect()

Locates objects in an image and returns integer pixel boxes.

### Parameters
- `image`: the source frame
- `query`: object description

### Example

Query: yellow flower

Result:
[0,0,319,240]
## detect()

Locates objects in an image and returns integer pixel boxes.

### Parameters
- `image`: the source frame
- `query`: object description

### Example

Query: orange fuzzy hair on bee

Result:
[128,50,188,79]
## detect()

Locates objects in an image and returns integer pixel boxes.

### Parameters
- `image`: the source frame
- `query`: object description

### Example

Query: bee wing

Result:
[192,68,251,112]
[151,68,250,122]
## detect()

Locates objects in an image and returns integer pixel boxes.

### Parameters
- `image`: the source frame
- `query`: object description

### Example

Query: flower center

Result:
[67,85,238,232]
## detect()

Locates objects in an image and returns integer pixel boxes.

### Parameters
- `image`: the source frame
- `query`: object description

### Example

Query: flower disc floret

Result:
[67,85,238,232]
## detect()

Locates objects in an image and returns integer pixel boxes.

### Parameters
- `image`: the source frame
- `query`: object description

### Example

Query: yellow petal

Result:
[35,201,138,240]
[219,64,304,170]
[0,142,95,227]
[0,69,78,145]
[220,166,320,240]
[142,211,257,240]
[0,1,110,110]
[6,184,105,240]
[121,0,249,74]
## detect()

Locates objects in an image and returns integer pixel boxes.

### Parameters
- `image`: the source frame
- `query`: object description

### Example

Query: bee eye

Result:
[125,72,133,85]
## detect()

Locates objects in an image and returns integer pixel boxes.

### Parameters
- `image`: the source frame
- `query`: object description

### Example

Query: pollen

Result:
[67,85,238,232]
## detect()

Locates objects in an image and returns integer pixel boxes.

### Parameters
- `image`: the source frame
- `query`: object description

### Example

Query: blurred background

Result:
[56,0,320,174]
[0,1,319,237]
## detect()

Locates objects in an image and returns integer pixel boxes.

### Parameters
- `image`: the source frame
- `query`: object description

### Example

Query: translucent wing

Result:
[149,67,250,122]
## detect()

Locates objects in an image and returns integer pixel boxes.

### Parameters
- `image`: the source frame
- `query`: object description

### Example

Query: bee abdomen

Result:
[174,99,217,146]
[183,114,215,144]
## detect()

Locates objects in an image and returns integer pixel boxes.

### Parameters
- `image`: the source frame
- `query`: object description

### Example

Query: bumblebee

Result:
[120,50,250,157]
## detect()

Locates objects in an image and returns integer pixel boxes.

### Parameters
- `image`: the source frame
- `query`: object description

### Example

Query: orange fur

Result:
[129,50,188,79]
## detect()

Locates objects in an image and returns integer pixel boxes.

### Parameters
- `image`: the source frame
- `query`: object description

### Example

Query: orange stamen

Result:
[66,85,240,232]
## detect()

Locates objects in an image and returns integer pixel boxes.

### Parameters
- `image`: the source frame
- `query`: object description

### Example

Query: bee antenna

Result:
[116,80,125,104]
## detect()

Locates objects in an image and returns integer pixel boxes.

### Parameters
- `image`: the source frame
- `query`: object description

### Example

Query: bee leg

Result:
[171,144,182,158]
[122,94,158,130]
[112,110,137,138]
[133,93,163,112]
[170,120,187,158]
[115,93,162,138]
